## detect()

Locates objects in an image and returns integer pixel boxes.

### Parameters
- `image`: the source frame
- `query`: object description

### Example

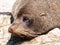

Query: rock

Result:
[0,0,16,12]
[0,0,16,44]
[20,28,60,45]
[0,15,11,45]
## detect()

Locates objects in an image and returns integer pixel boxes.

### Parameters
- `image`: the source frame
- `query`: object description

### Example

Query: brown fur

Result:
[9,0,60,41]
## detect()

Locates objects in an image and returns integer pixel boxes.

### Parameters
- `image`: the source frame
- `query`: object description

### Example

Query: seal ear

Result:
[12,0,29,19]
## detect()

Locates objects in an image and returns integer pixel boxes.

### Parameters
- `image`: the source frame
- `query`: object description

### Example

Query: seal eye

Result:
[23,16,32,26]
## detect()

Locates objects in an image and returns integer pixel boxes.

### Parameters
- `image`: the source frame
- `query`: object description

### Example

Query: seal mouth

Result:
[9,29,39,39]
[11,32,35,40]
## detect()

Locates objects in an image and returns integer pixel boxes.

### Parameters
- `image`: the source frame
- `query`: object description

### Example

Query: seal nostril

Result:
[8,28,13,33]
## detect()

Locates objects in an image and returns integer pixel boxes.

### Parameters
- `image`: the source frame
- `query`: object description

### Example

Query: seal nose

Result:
[8,27,13,33]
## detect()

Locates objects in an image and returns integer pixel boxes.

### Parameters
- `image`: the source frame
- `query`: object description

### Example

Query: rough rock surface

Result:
[0,0,16,45]
[20,28,60,45]
[0,15,11,45]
